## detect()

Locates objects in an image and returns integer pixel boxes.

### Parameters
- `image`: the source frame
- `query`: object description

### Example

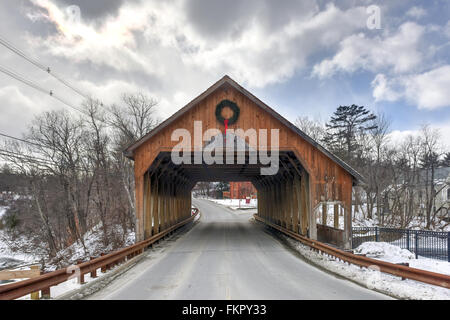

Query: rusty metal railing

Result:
[0,209,199,300]
[254,214,450,289]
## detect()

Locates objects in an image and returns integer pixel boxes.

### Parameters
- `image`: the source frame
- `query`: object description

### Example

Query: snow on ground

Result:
[0,206,7,219]
[0,230,42,270]
[355,242,450,275]
[208,198,257,210]
[355,242,415,262]
[282,235,450,300]
[1,223,136,299]
[49,224,135,271]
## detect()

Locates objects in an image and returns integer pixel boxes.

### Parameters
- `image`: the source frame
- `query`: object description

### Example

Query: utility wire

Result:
[0,132,47,149]
[1,36,87,100]
[0,35,109,111]
[0,148,91,173]
[0,64,107,124]
[0,148,123,176]
[0,149,55,167]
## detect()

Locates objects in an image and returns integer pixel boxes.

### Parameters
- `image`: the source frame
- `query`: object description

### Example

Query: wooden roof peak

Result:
[123,75,364,184]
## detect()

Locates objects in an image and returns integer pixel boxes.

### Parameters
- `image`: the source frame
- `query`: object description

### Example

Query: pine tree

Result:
[441,152,450,167]
[323,104,377,160]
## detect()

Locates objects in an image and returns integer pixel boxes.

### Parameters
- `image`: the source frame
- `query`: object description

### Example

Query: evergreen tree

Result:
[441,152,450,167]
[214,182,230,199]
[324,104,377,160]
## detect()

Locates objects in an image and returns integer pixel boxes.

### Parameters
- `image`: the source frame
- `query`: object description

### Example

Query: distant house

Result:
[431,167,450,217]
[229,182,257,199]
[384,166,450,218]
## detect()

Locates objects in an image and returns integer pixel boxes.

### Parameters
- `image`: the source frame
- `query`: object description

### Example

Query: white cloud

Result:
[370,65,450,110]
[445,21,450,38]
[312,22,425,78]
[371,74,401,102]
[388,121,450,151]
[0,86,37,137]
[28,1,368,89]
[15,0,374,121]
[403,65,450,110]
[406,6,426,19]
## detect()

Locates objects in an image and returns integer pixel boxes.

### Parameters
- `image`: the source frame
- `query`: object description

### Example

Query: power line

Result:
[0,64,107,124]
[0,132,48,149]
[0,148,88,172]
[0,149,55,167]
[0,149,124,176]
[0,35,109,112]
[0,36,87,100]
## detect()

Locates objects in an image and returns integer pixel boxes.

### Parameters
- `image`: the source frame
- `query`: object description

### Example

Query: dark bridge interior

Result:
[141,150,311,239]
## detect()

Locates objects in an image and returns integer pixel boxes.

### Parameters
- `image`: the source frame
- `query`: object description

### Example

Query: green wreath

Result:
[215,99,240,126]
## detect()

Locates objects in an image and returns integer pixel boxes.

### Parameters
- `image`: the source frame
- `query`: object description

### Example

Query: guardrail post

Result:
[100,253,107,273]
[415,231,419,259]
[90,257,97,278]
[41,287,51,299]
[77,260,85,284]
[375,227,379,242]
[30,265,40,300]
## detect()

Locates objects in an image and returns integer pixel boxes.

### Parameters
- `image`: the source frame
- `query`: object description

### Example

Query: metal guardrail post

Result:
[375,227,379,242]
[40,287,50,299]
[90,257,97,278]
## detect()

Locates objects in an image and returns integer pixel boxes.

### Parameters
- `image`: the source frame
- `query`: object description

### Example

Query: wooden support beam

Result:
[322,203,327,225]
[300,172,309,235]
[293,174,301,234]
[144,173,152,239]
[152,177,159,235]
[334,204,339,229]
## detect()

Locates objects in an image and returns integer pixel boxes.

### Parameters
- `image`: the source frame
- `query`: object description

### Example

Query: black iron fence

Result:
[352,227,450,262]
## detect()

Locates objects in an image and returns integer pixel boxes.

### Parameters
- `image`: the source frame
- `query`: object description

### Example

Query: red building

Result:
[228,182,257,199]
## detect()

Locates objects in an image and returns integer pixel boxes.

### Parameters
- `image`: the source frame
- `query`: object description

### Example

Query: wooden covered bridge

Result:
[124,76,363,249]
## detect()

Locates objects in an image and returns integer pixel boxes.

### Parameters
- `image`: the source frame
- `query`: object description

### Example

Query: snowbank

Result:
[208,198,257,210]
[282,235,450,300]
[355,241,450,276]
[355,242,415,262]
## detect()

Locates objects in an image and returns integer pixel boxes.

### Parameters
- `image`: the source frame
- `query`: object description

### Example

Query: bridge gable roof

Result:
[124,75,363,183]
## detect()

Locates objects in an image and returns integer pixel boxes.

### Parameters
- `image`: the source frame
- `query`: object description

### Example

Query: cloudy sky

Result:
[0,0,449,147]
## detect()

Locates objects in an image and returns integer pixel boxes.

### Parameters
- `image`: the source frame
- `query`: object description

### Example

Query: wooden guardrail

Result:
[254,214,450,289]
[0,267,41,281]
[0,209,199,300]
[0,266,41,300]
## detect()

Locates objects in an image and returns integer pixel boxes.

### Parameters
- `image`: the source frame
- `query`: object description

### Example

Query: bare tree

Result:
[109,93,160,236]
[419,124,443,228]
[294,116,326,141]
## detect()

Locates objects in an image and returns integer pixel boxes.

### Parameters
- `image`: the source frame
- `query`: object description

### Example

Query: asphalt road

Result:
[88,199,391,300]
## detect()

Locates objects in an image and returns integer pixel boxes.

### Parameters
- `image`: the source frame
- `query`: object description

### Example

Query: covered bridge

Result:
[124,76,363,249]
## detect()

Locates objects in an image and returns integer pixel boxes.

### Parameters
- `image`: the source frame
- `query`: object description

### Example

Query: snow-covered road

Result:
[87,199,391,300]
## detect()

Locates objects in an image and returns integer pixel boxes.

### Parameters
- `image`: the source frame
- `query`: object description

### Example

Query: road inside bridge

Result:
[88,199,391,300]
